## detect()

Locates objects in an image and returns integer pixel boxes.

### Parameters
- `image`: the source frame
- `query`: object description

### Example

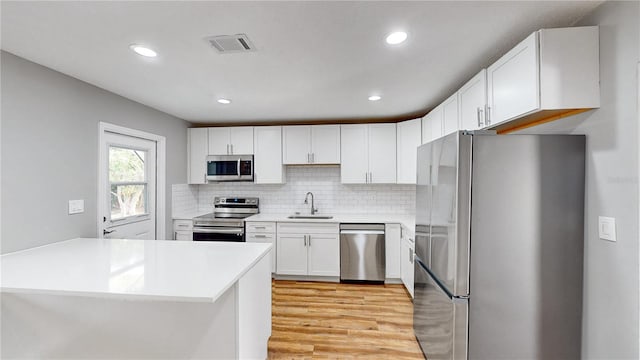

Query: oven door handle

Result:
[193,228,244,235]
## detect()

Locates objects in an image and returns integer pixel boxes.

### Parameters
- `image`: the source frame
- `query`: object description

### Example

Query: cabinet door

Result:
[442,93,459,136]
[254,126,283,184]
[276,234,307,275]
[247,233,276,273]
[307,233,340,277]
[459,69,487,131]
[208,128,230,155]
[421,116,432,144]
[368,123,397,184]
[310,125,340,164]
[487,32,539,126]
[397,119,422,184]
[282,126,311,164]
[400,237,410,288]
[175,231,193,241]
[188,128,208,184]
[422,106,443,144]
[340,124,368,184]
[385,224,401,279]
[229,127,254,154]
[407,242,414,298]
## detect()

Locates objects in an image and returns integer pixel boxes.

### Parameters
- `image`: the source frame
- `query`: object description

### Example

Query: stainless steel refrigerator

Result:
[413,132,585,360]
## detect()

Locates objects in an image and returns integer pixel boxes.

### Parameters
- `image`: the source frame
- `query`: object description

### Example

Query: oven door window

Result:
[193,229,244,242]
[207,161,238,176]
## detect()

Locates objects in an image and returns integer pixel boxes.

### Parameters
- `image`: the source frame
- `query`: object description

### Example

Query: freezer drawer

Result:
[340,224,385,282]
[413,259,468,360]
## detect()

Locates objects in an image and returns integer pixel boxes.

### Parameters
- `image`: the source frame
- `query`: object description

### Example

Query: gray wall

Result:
[518,1,639,358]
[1,51,190,253]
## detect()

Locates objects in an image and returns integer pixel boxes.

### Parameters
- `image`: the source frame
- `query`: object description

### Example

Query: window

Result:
[109,146,148,220]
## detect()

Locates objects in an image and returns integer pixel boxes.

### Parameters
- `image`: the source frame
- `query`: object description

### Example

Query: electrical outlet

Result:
[598,216,616,242]
[68,200,85,215]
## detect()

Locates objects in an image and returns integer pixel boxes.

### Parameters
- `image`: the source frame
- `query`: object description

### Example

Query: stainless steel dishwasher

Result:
[340,224,385,282]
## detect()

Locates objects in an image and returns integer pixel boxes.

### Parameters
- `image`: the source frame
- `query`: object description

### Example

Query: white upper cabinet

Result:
[340,125,369,183]
[310,125,341,164]
[253,126,284,184]
[442,93,459,136]
[340,123,396,184]
[283,125,340,164]
[421,105,443,144]
[459,69,487,131]
[187,128,208,184]
[487,26,599,129]
[396,119,422,184]
[208,127,254,155]
[368,124,397,184]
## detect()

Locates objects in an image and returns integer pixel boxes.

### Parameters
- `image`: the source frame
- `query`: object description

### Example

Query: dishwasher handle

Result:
[340,230,385,235]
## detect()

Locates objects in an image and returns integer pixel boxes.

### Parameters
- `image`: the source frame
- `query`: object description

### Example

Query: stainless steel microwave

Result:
[206,155,254,182]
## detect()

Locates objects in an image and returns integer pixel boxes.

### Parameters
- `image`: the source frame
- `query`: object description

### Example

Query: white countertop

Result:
[1,238,271,303]
[245,213,415,231]
[172,210,210,220]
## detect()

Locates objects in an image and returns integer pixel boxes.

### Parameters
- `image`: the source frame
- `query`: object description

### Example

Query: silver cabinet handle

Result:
[308,235,311,247]
[486,105,491,125]
[369,172,373,183]
[477,107,484,128]
[303,235,307,246]
[254,234,267,238]
[254,226,266,230]
[365,172,368,183]
[311,153,315,163]
[204,173,207,183]
[174,232,177,240]
[231,144,233,154]
[408,248,413,264]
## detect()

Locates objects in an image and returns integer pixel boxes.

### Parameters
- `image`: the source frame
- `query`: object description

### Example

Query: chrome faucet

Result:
[304,192,318,215]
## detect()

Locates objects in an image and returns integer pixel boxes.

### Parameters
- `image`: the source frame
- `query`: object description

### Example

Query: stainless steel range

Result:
[192,197,259,242]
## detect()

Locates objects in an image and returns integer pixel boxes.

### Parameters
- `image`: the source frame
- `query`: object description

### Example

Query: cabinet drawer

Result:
[246,222,276,233]
[246,233,275,242]
[277,222,339,234]
[173,220,193,231]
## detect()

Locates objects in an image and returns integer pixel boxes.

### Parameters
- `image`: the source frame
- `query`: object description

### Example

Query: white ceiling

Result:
[1,1,601,124]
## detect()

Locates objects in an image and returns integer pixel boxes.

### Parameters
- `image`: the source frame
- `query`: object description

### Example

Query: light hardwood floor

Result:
[268,280,425,359]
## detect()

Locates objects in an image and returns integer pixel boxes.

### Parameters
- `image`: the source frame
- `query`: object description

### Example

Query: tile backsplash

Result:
[173,166,416,216]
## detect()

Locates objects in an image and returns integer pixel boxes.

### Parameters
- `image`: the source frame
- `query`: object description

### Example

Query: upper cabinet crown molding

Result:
[282,125,340,165]
[208,126,254,155]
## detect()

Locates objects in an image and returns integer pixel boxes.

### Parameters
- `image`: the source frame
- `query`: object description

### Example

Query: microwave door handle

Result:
[237,159,241,177]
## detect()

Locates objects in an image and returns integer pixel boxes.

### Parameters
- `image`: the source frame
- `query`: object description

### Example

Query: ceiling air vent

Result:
[205,34,256,54]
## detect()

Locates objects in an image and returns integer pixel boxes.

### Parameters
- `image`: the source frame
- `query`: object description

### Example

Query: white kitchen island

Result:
[1,238,272,359]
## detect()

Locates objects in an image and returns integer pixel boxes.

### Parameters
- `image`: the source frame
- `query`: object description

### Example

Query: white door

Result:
[101,132,156,240]
[253,126,283,184]
[487,32,539,126]
[368,123,396,184]
[307,233,340,276]
[442,93,459,136]
[282,126,311,164]
[340,124,368,184]
[188,128,208,184]
[229,127,254,155]
[208,128,230,155]
[276,234,307,275]
[396,118,422,184]
[310,125,340,164]
[459,69,487,131]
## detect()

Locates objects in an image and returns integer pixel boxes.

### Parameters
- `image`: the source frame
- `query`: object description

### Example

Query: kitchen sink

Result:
[287,215,333,219]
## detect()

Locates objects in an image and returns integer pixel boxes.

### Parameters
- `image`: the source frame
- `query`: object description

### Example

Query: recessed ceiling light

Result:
[368,95,382,101]
[217,98,232,104]
[385,31,408,45]
[129,44,157,58]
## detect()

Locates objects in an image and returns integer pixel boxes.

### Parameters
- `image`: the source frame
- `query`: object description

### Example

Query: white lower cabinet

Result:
[385,224,401,279]
[246,221,277,273]
[400,226,415,298]
[173,220,193,241]
[276,222,340,277]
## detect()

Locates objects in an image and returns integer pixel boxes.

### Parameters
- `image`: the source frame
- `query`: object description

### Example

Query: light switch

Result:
[68,200,85,215]
[598,216,616,242]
